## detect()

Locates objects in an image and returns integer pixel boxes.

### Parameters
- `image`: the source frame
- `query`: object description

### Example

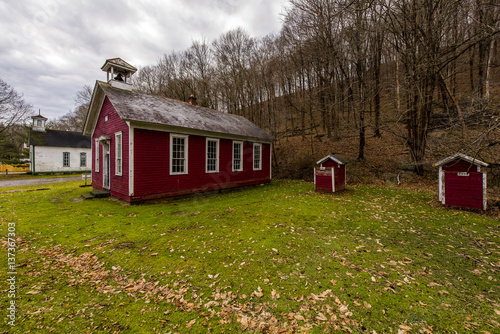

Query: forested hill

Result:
[131,0,499,180]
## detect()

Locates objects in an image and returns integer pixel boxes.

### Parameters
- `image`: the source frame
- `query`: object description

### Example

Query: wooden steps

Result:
[81,189,110,200]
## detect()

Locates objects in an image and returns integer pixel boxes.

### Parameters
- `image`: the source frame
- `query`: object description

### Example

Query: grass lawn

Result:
[1,180,499,333]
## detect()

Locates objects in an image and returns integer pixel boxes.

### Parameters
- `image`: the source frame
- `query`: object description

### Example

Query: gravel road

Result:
[0,176,82,188]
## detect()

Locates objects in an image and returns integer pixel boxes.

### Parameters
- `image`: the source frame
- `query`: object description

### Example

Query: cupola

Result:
[101,58,137,91]
[31,110,48,132]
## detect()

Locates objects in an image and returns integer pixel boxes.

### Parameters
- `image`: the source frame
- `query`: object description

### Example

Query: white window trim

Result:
[95,139,100,172]
[232,141,243,172]
[206,138,220,173]
[115,131,123,176]
[80,152,87,167]
[170,134,189,175]
[253,143,262,171]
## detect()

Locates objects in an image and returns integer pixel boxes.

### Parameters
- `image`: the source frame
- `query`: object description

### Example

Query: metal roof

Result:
[433,152,489,167]
[316,153,349,165]
[29,129,91,148]
[84,81,274,142]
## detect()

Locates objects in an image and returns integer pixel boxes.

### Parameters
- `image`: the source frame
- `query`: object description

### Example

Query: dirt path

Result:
[0,176,82,188]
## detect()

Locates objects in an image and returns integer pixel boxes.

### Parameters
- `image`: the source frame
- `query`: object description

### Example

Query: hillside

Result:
[273,124,500,213]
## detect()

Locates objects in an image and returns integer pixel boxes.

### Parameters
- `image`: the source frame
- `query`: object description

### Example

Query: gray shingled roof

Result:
[85,82,273,142]
[29,129,91,148]
[316,154,349,165]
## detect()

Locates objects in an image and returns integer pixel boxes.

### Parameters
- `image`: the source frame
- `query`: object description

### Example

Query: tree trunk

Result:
[485,38,495,99]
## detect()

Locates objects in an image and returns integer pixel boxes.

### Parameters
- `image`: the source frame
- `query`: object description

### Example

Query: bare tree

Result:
[0,77,32,134]
[50,85,92,132]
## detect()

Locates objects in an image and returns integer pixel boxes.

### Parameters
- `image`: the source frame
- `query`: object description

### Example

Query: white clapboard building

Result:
[28,113,91,174]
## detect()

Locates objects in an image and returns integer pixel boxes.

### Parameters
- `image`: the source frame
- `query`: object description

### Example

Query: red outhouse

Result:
[434,153,489,210]
[314,154,348,193]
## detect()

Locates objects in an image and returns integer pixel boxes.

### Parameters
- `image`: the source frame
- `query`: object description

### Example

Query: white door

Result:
[102,143,110,189]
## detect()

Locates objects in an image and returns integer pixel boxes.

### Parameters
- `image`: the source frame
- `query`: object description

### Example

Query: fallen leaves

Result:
[186,319,196,328]
[252,286,264,298]
[27,244,368,332]
[398,324,412,333]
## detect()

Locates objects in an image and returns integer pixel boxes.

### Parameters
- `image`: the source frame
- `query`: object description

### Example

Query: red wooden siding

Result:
[442,160,479,173]
[322,160,336,168]
[133,128,169,196]
[315,164,346,193]
[315,169,333,192]
[132,129,271,201]
[335,165,346,191]
[444,171,484,210]
[92,97,130,200]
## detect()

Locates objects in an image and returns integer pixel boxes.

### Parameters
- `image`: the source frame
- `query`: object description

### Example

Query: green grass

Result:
[1,180,499,333]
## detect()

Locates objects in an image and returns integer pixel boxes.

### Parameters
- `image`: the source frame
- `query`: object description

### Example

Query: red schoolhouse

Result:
[83,58,273,202]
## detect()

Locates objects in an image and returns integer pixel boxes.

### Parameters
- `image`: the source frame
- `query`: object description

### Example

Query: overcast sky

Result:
[0,0,285,120]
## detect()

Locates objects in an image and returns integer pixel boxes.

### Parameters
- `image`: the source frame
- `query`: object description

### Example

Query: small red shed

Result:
[314,154,348,193]
[434,153,489,210]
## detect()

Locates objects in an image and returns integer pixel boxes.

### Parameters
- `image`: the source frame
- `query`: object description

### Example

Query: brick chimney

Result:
[188,94,197,106]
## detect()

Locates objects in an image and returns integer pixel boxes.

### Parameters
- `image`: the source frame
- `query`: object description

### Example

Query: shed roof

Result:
[83,81,274,142]
[433,153,489,168]
[29,129,91,148]
[316,153,349,165]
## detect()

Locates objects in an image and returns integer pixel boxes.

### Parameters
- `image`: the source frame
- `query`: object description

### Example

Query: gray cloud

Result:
[0,0,285,120]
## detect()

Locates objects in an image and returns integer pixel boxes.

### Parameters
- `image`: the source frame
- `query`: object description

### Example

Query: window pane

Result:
[207,140,218,172]
[233,142,242,171]
[254,144,261,170]
[63,152,70,167]
[172,137,186,174]
[80,153,86,167]
[116,133,122,175]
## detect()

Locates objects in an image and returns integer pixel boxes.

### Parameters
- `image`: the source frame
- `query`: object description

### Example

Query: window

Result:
[206,138,219,173]
[233,141,243,172]
[80,152,87,167]
[37,120,42,127]
[95,139,100,172]
[63,152,70,167]
[115,132,123,176]
[253,143,262,170]
[170,134,188,175]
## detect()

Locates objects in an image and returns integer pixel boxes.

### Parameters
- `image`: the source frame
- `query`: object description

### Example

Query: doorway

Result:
[102,142,110,189]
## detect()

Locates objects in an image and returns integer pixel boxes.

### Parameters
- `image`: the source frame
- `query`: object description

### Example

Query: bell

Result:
[114,73,124,81]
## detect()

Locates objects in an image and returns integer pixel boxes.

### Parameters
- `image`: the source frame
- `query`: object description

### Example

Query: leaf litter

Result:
[27,242,362,333]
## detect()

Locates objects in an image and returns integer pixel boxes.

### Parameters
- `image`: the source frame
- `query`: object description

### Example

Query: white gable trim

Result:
[316,154,347,166]
[434,153,489,168]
